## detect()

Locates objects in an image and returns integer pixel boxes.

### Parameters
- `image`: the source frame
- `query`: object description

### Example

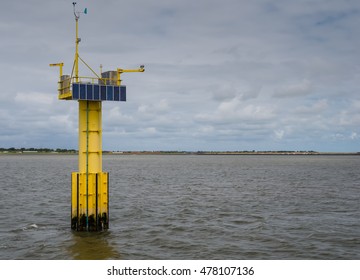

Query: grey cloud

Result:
[1,0,359,152]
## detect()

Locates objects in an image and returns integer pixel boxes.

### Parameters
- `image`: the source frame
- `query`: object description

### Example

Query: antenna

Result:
[72,2,88,81]
[73,2,87,20]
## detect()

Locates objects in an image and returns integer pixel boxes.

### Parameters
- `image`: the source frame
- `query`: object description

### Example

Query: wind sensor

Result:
[50,2,145,231]
[73,2,87,19]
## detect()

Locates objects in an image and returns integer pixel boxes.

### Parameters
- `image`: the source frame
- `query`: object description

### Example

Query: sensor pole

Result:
[50,3,144,231]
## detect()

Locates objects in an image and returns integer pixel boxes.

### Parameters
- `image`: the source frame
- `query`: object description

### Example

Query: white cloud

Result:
[14,92,54,106]
[0,0,360,152]
[137,99,169,115]
[294,99,328,114]
[350,132,358,140]
[274,129,285,140]
[274,79,312,98]
[196,96,275,125]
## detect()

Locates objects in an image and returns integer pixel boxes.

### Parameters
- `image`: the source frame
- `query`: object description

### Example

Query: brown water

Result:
[0,154,359,259]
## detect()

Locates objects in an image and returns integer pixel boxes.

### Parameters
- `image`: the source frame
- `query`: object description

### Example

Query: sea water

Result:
[0,154,359,259]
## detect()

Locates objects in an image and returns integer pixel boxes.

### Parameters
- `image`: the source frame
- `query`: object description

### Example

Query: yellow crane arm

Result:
[117,65,145,73]
[116,65,145,85]
[49,63,64,77]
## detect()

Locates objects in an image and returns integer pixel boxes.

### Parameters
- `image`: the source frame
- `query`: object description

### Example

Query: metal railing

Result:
[58,76,118,95]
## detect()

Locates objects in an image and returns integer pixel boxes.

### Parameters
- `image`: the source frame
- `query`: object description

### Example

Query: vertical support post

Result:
[78,101,102,174]
[117,69,122,86]
[75,18,79,82]
[71,100,109,231]
[71,172,109,231]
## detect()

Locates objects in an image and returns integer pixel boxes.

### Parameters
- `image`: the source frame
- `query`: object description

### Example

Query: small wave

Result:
[10,223,40,233]
[22,224,39,231]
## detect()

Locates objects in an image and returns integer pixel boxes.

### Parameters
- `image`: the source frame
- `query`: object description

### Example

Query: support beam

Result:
[70,100,109,231]
[71,172,109,231]
[79,101,102,173]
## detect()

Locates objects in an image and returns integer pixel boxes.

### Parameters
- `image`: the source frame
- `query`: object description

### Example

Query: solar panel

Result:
[71,83,126,101]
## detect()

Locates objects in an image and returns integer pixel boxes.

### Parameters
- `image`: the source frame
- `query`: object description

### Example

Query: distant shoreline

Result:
[1,149,359,156]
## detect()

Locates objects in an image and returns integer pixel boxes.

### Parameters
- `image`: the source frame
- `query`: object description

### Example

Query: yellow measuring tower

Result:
[50,2,144,231]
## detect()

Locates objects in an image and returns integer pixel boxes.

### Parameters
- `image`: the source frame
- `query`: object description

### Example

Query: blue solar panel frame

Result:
[80,84,86,99]
[94,85,100,100]
[71,83,126,101]
[73,83,79,99]
[101,85,106,100]
[107,86,114,101]
[120,87,126,101]
[86,84,93,100]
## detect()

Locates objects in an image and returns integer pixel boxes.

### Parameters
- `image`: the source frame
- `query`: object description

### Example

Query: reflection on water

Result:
[68,231,122,260]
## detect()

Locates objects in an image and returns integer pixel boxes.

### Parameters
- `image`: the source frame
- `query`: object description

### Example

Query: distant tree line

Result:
[1,148,358,155]
[0,147,77,153]
[195,150,319,154]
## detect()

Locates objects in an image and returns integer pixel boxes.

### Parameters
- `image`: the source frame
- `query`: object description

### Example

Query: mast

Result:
[50,2,144,231]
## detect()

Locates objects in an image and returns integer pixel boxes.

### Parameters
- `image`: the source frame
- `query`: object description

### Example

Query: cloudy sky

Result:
[1,0,360,152]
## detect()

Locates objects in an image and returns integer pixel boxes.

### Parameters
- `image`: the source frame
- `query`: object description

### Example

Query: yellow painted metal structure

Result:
[72,100,108,231]
[117,67,145,85]
[50,3,144,231]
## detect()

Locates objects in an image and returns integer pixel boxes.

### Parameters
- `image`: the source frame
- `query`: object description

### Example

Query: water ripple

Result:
[0,154,359,259]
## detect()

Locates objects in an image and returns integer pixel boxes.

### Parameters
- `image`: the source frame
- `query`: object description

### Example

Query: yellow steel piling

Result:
[50,2,144,231]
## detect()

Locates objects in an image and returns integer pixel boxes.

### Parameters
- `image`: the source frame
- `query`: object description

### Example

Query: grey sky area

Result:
[1,0,360,151]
